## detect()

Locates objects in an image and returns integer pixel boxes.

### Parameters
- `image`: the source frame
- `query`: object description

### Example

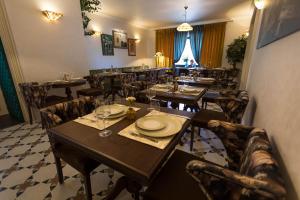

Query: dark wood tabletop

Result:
[140,87,207,106]
[177,78,216,87]
[47,103,194,185]
[50,79,86,88]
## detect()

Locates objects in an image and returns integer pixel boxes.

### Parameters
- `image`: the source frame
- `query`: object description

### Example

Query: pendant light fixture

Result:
[177,6,193,32]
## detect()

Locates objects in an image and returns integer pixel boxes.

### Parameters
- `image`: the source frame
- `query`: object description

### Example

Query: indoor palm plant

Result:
[226,35,248,69]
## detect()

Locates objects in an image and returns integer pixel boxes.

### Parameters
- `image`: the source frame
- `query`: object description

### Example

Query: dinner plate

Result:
[135,116,166,131]
[154,84,172,89]
[136,115,182,138]
[95,104,127,119]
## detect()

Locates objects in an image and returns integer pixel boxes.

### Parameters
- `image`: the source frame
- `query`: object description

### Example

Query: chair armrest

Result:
[186,160,286,199]
[208,120,255,141]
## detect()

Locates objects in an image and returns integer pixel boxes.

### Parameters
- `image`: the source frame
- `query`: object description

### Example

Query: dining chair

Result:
[40,97,100,200]
[76,74,104,98]
[19,82,68,124]
[143,121,286,200]
[190,90,249,151]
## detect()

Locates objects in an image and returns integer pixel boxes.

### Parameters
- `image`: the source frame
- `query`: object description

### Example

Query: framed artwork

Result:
[101,34,114,56]
[128,38,136,56]
[257,0,300,48]
[113,30,128,49]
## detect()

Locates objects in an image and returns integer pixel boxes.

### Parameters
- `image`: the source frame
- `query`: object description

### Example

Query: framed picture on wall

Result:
[257,0,300,48]
[128,38,136,56]
[113,30,128,49]
[101,34,114,56]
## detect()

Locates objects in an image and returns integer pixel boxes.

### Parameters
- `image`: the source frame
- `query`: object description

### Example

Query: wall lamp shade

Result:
[42,10,63,22]
[254,0,264,9]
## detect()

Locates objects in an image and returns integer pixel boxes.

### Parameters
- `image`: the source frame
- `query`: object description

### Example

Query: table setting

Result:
[150,83,205,96]
[118,110,188,149]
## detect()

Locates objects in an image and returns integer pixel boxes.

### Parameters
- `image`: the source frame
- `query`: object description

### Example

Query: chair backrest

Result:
[87,74,104,89]
[217,90,249,123]
[237,129,286,199]
[40,96,95,129]
[19,82,51,108]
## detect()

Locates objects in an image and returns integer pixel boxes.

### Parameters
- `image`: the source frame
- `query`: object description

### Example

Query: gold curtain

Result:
[200,22,226,68]
[155,29,175,68]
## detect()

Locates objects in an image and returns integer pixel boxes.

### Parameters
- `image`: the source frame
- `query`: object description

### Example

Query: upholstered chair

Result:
[190,90,249,151]
[76,74,104,98]
[40,97,100,200]
[143,121,286,200]
[186,120,286,200]
[19,82,67,124]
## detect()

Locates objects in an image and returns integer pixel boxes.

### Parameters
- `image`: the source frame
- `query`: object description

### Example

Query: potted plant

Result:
[226,35,248,69]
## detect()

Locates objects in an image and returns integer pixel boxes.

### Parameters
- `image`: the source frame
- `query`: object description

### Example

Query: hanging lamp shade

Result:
[177,23,193,32]
[177,6,193,32]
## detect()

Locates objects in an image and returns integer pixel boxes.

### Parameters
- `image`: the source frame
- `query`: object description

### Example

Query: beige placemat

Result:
[74,105,140,130]
[118,111,188,149]
[175,86,205,96]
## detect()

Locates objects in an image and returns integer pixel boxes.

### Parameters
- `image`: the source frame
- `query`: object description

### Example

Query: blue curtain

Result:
[0,39,24,122]
[190,25,204,64]
[174,31,188,63]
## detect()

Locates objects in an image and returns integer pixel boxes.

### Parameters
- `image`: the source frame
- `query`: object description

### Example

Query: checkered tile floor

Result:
[0,103,227,200]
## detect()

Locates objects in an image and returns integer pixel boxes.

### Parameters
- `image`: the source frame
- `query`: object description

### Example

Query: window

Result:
[175,38,198,66]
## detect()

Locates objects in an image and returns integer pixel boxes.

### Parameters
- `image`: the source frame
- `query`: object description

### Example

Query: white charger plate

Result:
[136,116,166,131]
[136,115,182,138]
[95,104,127,119]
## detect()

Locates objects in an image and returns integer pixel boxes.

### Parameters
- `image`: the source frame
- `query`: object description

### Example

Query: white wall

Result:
[222,16,251,68]
[0,88,8,116]
[85,13,155,69]
[244,10,300,199]
[3,0,155,82]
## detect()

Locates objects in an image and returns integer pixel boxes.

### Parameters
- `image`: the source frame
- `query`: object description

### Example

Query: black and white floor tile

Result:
[0,102,227,200]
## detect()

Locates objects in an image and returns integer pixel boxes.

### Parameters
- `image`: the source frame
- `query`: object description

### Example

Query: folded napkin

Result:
[118,111,187,149]
[74,105,140,130]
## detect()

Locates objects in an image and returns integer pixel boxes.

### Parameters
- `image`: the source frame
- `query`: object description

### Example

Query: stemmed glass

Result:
[146,85,156,111]
[94,99,112,137]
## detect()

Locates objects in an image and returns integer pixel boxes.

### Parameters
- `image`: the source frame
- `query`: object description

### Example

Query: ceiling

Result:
[98,0,254,29]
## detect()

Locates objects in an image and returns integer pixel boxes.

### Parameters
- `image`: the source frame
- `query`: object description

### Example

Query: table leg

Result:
[104,176,142,200]
[65,87,73,100]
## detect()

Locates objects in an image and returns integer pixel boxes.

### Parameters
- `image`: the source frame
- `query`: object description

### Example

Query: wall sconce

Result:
[42,10,63,22]
[93,31,102,37]
[254,0,264,10]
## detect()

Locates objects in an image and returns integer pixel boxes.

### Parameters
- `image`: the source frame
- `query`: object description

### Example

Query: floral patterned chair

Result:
[19,82,68,124]
[186,120,286,200]
[40,97,100,200]
[143,121,286,200]
[76,74,104,98]
[190,90,249,151]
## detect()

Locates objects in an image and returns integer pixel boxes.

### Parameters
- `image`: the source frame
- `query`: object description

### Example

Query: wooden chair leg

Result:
[28,105,33,124]
[54,155,64,184]
[83,173,93,200]
[190,125,195,151]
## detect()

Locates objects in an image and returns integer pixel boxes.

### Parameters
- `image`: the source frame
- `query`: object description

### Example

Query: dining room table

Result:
[177,76,216,88]
[49,78,87,100]
[47,102,194,200]
[140,83,207,111]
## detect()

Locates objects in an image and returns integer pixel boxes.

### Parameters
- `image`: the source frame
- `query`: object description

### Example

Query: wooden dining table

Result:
[177,77,216,88]
[50,79,86,100]
[47,103,194,199]
[140,84,207,110]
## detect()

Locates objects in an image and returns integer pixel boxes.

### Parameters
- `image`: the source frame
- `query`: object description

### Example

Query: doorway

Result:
[0,38,24,129]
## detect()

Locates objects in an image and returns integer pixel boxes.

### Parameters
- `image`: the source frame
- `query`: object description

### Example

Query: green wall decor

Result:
[0,39,24,122]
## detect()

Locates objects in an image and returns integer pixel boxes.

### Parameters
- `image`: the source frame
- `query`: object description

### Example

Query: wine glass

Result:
[94,100,112,137]
[146,85,156,111]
